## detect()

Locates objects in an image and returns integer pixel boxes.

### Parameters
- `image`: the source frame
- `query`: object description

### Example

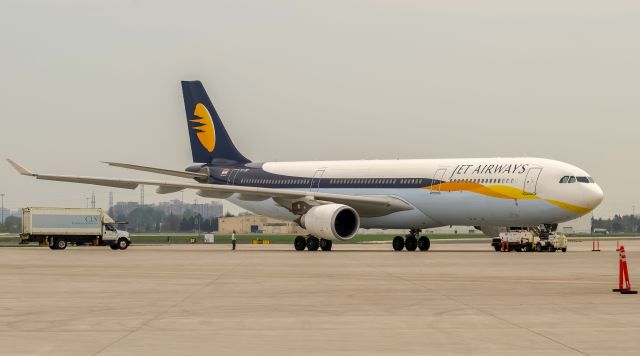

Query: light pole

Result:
[1,193,4,225]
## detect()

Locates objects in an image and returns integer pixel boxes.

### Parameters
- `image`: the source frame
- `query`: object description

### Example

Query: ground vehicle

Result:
[21,207,130,250]
[493,230,536,252]
[492,229,567,252]
[534,233,567,252]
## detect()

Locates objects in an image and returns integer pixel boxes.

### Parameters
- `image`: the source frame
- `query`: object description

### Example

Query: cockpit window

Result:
[559,176,569,183]
[576,176,596,183]
[568,176,576,183]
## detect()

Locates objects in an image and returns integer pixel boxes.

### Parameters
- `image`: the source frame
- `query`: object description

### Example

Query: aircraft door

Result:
[310,169,325,192]
[523,167,542,195]
[430,168,448,194]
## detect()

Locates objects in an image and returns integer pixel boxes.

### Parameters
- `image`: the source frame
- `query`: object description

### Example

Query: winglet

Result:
[6,159,35,176]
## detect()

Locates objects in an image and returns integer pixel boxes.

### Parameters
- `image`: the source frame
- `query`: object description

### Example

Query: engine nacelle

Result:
[300,204,360,241]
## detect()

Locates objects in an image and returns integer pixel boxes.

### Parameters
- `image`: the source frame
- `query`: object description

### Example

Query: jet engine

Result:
[300,204,360,241]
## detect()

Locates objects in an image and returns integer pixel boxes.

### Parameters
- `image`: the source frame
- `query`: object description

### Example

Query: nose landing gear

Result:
[393,229,430,252]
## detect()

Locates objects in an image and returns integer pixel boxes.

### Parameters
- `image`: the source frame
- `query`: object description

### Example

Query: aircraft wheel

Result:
[418,236,430,251]
[307,236,320,251]
[405,236,418,251]
[392,236,404,251]
[294,236,306,251]
[56,237,67,250]
[320,239,332,251]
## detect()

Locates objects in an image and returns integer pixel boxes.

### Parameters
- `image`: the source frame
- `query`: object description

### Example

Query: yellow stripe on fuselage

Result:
[423,182,590,215]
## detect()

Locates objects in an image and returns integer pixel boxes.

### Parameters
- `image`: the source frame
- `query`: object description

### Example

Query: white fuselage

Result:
[226,157,603,229]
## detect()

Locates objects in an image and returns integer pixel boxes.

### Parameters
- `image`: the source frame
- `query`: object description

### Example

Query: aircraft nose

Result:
[585,183,604,209]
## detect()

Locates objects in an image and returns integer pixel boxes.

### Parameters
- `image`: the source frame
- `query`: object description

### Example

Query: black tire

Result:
[294,236,306,251]
[561,247,567,252]
[56,237,67,250]
[307,236,320,251]
[109,243,119,250]
[117,238,129,250]
[392,236,404,251]
[418,236,430,251]
[405,236,418,251]
[549,245,556,252]
[320,239,332,251]
[535,243,542,252]
[493,244,501,252]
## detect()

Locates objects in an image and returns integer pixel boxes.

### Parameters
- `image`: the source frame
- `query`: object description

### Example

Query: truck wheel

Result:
[109,243,119,250]
[117,238,129,250]
[561,247,567,252]
[535,243,542,252]
[549,245,556,252]
[56,238,67,250]
[493,245,501,252]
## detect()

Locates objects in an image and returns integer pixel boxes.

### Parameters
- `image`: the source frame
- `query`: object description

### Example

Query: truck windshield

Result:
[105,224,116,232]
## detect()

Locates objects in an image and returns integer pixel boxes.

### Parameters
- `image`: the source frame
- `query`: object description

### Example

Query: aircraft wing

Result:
[7,159,412,217]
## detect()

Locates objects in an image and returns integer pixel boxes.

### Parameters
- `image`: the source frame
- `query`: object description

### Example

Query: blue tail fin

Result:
[181,81,250,165]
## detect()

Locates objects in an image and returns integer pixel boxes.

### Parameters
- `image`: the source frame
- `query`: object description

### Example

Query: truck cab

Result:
[102,215,130,250]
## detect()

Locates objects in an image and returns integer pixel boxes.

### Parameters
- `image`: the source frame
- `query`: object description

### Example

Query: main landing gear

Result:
[294,235,332,251]
[393,229,430,252]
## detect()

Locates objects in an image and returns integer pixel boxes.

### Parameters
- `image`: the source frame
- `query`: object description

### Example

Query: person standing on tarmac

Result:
[231,230,236,250]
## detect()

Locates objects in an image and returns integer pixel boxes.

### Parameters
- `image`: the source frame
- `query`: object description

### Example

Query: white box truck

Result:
[21,207,130,250]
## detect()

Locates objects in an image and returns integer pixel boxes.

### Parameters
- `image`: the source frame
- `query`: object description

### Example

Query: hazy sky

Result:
[1,0,639,219]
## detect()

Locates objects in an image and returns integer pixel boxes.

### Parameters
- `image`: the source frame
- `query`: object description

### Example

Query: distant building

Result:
[218,215,306,235]
[111,201,139,218]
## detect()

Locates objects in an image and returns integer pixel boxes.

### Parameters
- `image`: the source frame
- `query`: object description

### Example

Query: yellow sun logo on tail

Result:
[191,103,216,152]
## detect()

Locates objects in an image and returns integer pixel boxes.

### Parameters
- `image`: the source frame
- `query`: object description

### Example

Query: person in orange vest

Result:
[231,230,236,250]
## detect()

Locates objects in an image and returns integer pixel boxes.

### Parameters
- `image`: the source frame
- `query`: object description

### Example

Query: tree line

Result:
[109,206,228,233]
[592,215,640,233]
[0,216,22,233]
[0,206,227,233]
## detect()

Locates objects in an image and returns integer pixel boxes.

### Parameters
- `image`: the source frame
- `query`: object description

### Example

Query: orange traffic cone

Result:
[612,245,638,294]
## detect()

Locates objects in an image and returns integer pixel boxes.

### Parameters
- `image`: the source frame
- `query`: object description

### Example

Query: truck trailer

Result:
[21,207,130,250]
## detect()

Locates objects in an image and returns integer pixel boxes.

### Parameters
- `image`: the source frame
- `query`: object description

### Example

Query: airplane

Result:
[7,81,604,252]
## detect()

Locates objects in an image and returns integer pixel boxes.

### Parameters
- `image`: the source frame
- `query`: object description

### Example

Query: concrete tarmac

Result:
[1,239,639,355]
